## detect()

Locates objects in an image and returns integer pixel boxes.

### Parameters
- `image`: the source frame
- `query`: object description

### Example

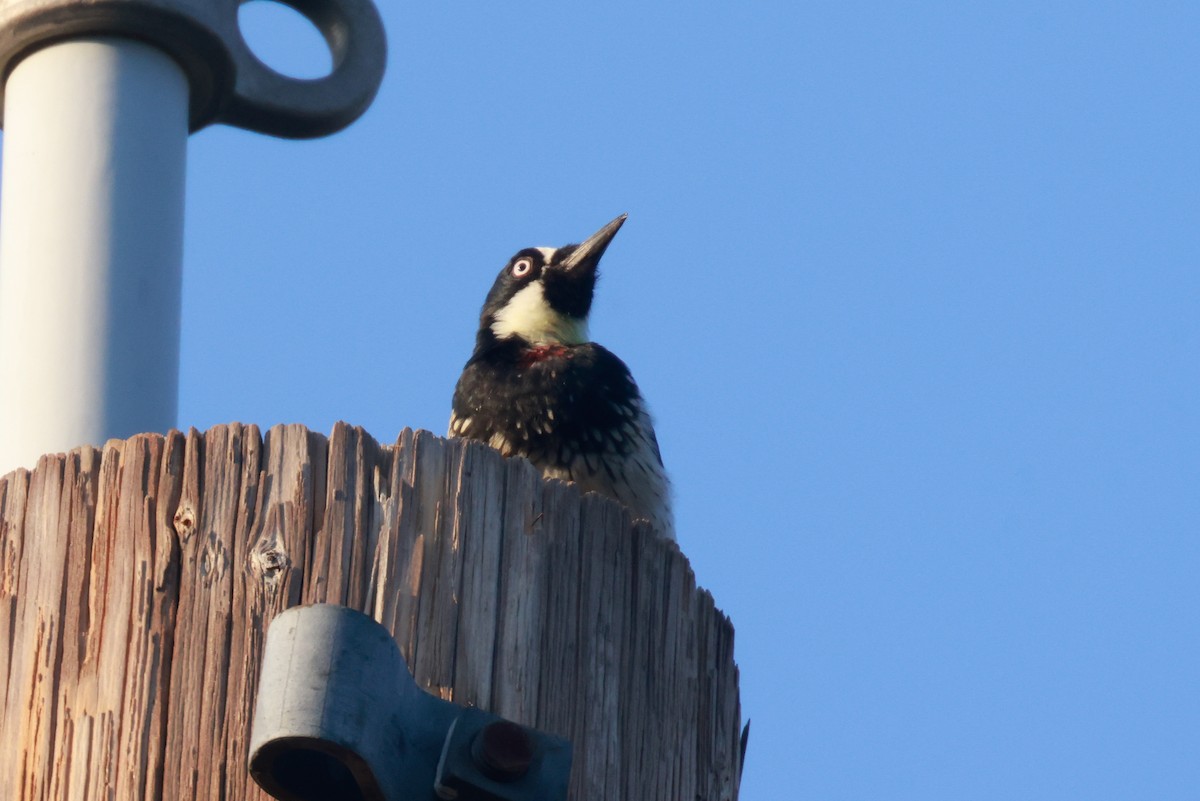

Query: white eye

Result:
[511,257,534,277]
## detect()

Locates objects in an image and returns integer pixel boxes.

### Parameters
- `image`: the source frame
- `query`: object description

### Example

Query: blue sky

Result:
[173,2,1200,798]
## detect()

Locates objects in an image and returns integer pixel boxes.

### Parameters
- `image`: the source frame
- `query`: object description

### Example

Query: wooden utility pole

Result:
[0,422,742,800]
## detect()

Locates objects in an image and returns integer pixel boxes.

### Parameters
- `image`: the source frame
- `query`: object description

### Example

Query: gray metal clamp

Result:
[0,0,387,137]
[248,604,573,801]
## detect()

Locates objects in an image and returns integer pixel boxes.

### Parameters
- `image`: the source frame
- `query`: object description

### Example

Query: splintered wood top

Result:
[0,422,741,800]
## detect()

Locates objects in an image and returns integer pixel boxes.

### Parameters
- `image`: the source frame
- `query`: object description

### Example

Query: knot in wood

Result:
[173,504,196,540]
[200,534,229,583]
[251,543,290,579]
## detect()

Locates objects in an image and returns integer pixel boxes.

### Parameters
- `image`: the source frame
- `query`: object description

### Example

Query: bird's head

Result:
[476,214,627,349]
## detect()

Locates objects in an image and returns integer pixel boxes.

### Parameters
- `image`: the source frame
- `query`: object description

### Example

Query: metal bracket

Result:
[0,0,386,137]
[248,604,572,801]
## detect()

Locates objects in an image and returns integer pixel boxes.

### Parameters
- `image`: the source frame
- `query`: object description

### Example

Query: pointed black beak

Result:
[559,214,627,274]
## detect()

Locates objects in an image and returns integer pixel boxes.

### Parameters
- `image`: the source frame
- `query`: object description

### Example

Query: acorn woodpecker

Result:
[448,214,674,539]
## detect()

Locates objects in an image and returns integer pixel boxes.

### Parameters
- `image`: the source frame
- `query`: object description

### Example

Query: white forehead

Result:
[534,247,557,262]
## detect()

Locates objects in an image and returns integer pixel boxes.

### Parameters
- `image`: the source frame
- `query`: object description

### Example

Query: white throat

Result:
[491,282,589,345]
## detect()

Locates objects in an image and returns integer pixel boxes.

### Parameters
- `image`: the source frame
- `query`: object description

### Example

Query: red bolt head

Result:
[473,720,534,781]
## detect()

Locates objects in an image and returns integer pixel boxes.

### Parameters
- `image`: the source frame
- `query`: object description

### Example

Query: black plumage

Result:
[449,215,674,538]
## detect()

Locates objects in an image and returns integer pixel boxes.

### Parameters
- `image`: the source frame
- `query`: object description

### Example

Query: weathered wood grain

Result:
[0,422,742,800]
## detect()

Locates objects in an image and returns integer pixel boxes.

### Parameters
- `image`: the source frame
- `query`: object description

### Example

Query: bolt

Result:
[472,720,534,781]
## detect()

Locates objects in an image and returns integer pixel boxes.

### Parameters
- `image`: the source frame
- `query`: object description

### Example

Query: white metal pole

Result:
[0,37,188,476]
